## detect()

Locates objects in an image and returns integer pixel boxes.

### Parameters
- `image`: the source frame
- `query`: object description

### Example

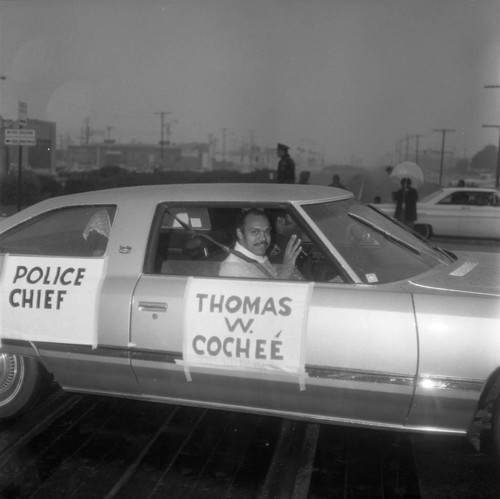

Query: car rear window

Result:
[0,206,117,257]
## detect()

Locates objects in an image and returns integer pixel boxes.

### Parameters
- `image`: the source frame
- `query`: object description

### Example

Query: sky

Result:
[1,0,500,166]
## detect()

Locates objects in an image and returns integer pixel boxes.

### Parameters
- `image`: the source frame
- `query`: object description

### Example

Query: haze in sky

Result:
[0,0,499,165]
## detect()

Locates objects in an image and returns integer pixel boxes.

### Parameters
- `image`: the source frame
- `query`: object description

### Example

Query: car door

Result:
[458,190,498,238]
[423,193,461,236]
[130,272,417,427]
[130,203,418,427]
[0,204,141,395]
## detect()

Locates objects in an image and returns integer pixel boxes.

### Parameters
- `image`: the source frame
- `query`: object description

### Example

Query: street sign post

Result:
[18,101,27,127]
[5,128,36,146]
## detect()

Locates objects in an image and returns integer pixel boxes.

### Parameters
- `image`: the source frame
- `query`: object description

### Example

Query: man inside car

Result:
[219,208,302,279]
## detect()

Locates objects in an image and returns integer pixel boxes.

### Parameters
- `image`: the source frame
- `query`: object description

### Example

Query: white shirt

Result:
[219,242,278,279]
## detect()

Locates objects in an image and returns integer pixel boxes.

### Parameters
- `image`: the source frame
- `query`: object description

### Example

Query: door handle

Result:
[138,301,168,313]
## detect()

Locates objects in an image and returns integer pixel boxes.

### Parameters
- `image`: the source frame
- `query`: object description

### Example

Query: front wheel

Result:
[414,223,433,238]
[0,354,51,419]
[491,394,500,457]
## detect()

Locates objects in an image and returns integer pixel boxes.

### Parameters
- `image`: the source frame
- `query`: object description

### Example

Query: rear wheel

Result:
[0,354,51,419]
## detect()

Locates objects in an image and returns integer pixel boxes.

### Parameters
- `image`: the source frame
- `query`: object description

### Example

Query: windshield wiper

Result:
[367,205,454,262]
[348,212,421,255]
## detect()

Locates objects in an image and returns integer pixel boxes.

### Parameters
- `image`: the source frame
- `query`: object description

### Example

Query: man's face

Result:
[237,213,271,256]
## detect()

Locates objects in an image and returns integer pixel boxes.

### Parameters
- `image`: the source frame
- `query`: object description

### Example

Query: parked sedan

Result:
[376,187,500,239]
[0,184,499,453]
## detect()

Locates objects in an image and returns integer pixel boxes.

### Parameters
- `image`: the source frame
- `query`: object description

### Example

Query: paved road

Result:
[0,392,499,498]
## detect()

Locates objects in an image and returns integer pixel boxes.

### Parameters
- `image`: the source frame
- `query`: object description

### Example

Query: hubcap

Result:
[0,353,24,406]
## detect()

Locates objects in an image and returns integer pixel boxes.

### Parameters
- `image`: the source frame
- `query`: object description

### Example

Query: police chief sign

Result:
[0,255,106,346]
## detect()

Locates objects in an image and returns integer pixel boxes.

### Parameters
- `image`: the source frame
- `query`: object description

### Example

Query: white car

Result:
[0,184,500,455]
[376,187,500,239]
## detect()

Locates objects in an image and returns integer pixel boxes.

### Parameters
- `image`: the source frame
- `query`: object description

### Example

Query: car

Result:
[0,184,499,453]
[376,187,500,239]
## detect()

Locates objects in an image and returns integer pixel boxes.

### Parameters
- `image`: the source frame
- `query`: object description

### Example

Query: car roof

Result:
[441,187,499,192]
[32,183,352,207]
[1,184,353,226]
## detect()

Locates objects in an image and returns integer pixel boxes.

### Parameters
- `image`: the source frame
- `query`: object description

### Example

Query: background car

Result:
[0,184,499,455]
[375,187,500,239]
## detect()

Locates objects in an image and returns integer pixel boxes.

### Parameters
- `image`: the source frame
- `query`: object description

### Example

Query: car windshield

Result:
[420,189,445,203]
[300,199,451,284]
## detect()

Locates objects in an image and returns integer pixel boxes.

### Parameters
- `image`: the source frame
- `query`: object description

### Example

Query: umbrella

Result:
[390,161,424,188]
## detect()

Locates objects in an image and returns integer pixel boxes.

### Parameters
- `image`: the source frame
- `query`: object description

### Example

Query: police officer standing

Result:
[276,143,295,184]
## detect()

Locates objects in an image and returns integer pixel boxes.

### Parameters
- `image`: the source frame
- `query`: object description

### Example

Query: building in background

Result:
[0,118,56,178]
[60,142,209,173]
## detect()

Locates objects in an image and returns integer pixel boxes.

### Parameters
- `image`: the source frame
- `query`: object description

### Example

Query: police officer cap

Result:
[277,143,290,151]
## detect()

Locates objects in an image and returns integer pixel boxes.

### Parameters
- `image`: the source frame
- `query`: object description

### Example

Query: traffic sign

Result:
[5,128,36,146]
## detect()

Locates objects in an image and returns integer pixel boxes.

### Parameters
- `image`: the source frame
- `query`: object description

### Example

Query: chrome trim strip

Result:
[22,344,486,393]
[417,375,483,392]
[408,280,499,298]
[306,365,415,387]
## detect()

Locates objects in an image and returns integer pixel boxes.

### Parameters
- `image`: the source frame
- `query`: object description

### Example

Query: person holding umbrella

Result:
[389,161,423,228]
[392,177,418,227]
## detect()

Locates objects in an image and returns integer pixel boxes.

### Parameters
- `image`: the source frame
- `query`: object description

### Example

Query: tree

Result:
[0,171,41,207]
[470,145,497,172]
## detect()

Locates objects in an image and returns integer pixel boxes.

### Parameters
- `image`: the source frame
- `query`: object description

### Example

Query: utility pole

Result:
[483,125,500,189]
[249,129,255,169]
[484,84,500,188]
[165,119,177,146]
[221,127,227,164]
[405,135,410,160]
[105,126,113,143]
[82,118,91,146]
[395,137,405,163]
[433,128,455,186]
[413,134,424,164]
[155,111,171,168]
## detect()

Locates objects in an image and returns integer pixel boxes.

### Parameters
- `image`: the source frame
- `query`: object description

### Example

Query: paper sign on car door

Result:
[182,278,312,375]
[0,255,106,346]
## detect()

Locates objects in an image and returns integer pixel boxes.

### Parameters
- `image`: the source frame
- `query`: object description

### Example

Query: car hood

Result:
[409,251,500,297]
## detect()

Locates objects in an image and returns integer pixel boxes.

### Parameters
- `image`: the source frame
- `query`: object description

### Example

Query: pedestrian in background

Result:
[392,177,418,228]
[276,143,296,184]
[329,174,345,189]
[298,170,310,184]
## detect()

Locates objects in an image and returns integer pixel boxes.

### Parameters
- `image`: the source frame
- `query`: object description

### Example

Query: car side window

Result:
[150,205,235,277]
[443,191,468,205]
[0,206,116,257]
[474,191,497,206]
[147,204,344,282]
